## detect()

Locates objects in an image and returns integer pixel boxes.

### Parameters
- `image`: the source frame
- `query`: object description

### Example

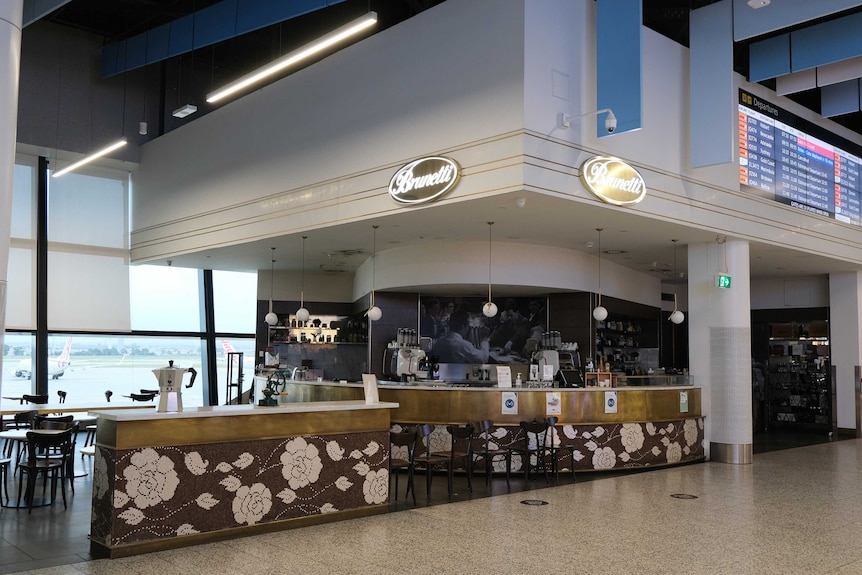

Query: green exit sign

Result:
[714,274,732,289]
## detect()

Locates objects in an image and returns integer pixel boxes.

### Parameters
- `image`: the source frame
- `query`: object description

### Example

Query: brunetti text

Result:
[584,162,643,195]
[392,165,455,195]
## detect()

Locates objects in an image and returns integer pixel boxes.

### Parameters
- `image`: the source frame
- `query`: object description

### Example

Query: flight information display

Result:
[738,89,862,225]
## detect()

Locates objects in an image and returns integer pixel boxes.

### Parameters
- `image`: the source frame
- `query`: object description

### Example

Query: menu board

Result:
[738,89,862,225]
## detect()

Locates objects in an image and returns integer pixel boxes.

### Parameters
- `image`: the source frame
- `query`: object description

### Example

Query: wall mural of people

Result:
[420,295,547,365]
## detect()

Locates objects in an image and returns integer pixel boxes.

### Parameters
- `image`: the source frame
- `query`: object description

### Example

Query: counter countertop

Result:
[265,378,696,392]
[89,400,399,421]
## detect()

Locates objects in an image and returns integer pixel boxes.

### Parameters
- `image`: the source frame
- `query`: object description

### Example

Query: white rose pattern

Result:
[280,437,323,490]
[362,468,389,504]
[620,424,645,453]
[123,448,180,509]
[232,482,272,526]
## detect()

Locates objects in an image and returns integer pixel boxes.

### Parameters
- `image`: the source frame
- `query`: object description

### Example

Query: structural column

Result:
[828,272,862,434]
[688,239,753,463]
[0,2,24,387]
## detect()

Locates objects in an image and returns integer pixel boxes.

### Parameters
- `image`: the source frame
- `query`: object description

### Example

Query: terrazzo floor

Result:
[3,435,860,575]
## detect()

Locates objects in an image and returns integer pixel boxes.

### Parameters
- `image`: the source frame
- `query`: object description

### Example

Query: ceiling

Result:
[28,0,862,288]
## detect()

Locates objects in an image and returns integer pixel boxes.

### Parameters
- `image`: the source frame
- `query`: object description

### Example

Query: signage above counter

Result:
[579,156,647,206]
[388,156,461,204]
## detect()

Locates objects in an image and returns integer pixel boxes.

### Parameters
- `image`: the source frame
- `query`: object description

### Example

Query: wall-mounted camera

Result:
[605,112,617,133]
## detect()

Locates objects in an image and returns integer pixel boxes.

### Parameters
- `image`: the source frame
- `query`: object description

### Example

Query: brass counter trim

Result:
[98,408,392,450]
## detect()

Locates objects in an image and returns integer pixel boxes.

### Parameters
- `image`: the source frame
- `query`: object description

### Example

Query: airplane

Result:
[14,337,72,380]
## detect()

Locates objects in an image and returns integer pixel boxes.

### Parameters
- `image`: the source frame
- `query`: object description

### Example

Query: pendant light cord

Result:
[269,247,275,313]
[487,221,494,303]
[300,236,307,306]
[596,228,603,307]
[371,225,378,307]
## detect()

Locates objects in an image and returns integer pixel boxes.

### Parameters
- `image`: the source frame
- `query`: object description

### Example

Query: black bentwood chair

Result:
[18,427,75,513]
[389,428,418,505]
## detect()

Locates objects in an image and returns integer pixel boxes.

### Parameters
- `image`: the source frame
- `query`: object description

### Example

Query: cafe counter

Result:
[266,378,705,476]
[87,401,397,558]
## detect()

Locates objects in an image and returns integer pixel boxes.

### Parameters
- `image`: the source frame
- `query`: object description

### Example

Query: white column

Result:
[0,2,24,391]
[828,272,862,432]
[688,239,752,463]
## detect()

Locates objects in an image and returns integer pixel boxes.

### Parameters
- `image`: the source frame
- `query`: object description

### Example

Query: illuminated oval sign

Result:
[579,156,646,206]
[389,156,461,205]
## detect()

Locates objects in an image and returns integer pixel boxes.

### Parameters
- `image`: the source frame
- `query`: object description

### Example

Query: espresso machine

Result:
[383,328,429,381]
[153,360,198,412]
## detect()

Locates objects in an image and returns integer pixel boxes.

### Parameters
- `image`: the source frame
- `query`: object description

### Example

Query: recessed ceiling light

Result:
[747,0,770,8]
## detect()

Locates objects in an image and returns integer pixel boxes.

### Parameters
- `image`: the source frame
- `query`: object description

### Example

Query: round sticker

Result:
[607,398,615,408]
[505,399,515,409]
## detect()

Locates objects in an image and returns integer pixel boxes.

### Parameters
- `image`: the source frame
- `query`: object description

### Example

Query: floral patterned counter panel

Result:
[91,430,389,549]
[394,418,704,473]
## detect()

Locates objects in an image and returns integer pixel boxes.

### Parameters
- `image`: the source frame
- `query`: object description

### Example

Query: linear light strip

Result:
[52,138,128,177]
[206,12,378,104]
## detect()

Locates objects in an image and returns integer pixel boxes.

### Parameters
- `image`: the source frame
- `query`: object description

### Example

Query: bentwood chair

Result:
[444,424,474,497]
[18,427,75,513]
[470,419,510,487]
[389,428,418,505]
[505,417,561,486]
[412,424,451,501]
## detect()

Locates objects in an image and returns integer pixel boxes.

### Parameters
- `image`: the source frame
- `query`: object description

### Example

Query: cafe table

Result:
[0,428,68,508]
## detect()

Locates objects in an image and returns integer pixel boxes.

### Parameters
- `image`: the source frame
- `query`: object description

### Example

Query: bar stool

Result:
[412,424,450,501]
[389,428,417,505]
[444,424,474,497]
[505,417,561,485]
[470,419,510,487]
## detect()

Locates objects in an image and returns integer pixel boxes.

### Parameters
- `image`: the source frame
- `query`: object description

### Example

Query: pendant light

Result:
[295,235,310,322]
[669,239,685,324]
[264,247,279,326]
[592,228,608,321]
[366,225,383,321]
[482,221,498,318]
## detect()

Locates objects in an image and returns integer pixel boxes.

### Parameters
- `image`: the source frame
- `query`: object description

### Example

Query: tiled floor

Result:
[3,433,859,575]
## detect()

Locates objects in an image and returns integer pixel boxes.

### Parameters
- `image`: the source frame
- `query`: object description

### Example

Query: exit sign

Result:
[715,273,732,289]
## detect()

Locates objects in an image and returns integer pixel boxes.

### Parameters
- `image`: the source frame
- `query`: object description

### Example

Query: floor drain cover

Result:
[670,493,698,499]
[520,499,549,506]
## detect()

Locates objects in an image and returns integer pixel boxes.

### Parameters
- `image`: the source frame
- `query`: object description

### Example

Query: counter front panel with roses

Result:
[280,382,705,474]
[89,402,397,558]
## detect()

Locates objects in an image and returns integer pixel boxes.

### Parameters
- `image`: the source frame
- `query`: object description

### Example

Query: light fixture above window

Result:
[206,12,378,104]
[295,235,310,322]
[171,103,197,118]
[264,247,279,326]
[592,227,608,321]
[52,138,127,177]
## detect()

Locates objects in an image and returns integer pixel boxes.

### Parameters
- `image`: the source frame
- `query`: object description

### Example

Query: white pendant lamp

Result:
[295,235,310,322]
[482,221,498,318]
[264,247,279,326]
[669,239,685,324]
[366,225,382,321]
[592,228,608,321]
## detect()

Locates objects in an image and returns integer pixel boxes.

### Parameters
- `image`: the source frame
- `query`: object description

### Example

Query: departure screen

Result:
[738,89,862,225]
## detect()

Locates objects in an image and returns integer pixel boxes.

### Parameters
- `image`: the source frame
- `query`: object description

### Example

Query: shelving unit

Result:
[766,322,830,433]
[266,314,367,346]
[595,318,659,375]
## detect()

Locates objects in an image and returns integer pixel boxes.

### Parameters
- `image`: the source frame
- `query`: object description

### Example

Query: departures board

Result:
[738,89,862,225]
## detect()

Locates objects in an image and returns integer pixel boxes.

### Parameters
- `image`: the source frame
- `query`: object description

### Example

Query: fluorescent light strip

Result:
[206,12,377,104]
[52,138,128,177]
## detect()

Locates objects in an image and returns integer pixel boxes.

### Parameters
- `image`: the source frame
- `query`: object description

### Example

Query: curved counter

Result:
[266,379,705,475]
[88,401,397,558]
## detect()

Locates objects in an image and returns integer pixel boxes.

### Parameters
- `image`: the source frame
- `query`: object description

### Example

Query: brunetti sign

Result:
[388,156,461,205]
[579,156,646,206]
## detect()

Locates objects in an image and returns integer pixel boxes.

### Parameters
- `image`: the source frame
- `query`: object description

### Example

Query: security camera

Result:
[605,112,617,133]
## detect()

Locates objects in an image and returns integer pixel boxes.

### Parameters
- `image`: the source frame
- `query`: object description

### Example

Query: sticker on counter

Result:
[546,392,561,416]
[497,366,512,388]
[604,391,618,414]
[502,391,518,415]
[680,391,689,413]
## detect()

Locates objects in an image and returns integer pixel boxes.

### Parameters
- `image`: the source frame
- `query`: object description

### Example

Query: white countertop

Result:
[89,400,399,421]
[260,378,696,392]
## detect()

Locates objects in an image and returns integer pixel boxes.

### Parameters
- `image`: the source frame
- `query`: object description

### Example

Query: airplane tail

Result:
[221,340,236,354]
[57,337,72,364]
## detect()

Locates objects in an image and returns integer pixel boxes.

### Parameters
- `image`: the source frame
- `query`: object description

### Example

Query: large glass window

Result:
[213,270,257,334]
